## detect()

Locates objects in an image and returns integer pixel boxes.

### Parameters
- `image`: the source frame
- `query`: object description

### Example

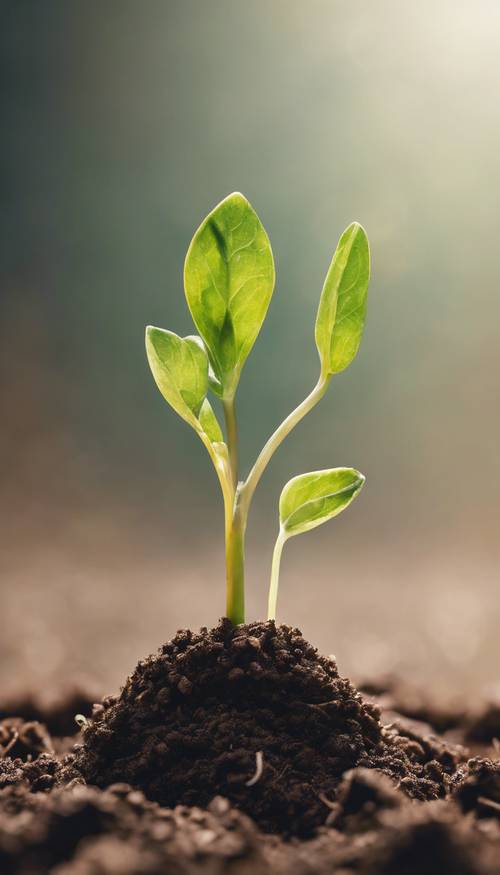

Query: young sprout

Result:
[146,193,370,624]
[267,468,365,621]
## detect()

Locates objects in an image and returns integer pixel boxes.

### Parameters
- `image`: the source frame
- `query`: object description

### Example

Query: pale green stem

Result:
[201,431,243,625]
[239,374,331,517]
[222,396,238,489]
[268,529,287,621]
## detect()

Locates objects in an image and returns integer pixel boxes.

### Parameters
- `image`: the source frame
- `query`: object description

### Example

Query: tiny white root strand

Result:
[246,750,264,787]
[75,714,88,729]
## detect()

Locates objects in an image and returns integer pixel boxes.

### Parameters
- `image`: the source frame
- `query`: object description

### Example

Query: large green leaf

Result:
[315,223,370,376]
[184,192,275,397]
[279,467,365,537]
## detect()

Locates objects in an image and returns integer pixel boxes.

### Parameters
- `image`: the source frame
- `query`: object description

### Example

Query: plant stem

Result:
[268,529,286,620]
[198,432,240,619]
[225,491,246,624]
[221,394,245,624]
[222,396,238,489]
[239,374,331,516]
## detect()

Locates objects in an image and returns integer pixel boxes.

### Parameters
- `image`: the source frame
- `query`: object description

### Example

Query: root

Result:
[246,750,264,787]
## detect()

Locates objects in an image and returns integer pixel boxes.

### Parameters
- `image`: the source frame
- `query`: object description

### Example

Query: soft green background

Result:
[1,1,499,696]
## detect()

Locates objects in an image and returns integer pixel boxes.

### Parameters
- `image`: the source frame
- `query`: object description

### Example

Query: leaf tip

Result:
[350,470,366,499]
[145,324,157,349]
[145,324,167,347]
[347,221,368,241]
[226,190,248,201]
[219,191,250,212]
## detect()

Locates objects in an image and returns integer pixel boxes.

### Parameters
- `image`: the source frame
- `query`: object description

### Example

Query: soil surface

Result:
[1,620,499,874]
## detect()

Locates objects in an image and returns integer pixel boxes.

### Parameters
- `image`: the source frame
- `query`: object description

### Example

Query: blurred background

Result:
[1,1,499,700]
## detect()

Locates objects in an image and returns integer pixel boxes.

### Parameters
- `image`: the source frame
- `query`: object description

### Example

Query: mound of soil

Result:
[73,620,463,836]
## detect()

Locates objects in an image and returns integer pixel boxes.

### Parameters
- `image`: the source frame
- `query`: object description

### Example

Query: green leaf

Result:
[198,398,224,443]
[146,326,231,497]
[184,192,275,397]
[145,326,209,428]
[315,223,370,376]
[279,467,365,537]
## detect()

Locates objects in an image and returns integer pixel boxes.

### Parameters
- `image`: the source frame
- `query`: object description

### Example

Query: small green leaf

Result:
[184,192,275,397]
[315,223,370,376]
[145,326,209,428]
[146,326,231,491]
[279,467,365,537]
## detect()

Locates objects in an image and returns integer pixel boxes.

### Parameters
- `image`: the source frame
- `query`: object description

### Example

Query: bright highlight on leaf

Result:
[268,468,365,621]
[315,222,370,377]
[184,192,275,399]
[145,193,371,625]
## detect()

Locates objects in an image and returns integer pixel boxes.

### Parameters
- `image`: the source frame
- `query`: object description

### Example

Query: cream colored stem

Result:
[268,529,286,620]
[239,374,331,516]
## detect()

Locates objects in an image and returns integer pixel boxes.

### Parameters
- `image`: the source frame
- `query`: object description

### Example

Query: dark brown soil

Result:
[0,783,265,875]
[0,684,98,737]
[452,757,500,818]
[0,717,53,761]
[71,621,463,836]
[359,675,500,743]
[0,620,499,874]
[1,767,498,875]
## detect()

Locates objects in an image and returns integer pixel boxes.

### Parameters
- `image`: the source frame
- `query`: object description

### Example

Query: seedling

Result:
[146,193,370,624]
